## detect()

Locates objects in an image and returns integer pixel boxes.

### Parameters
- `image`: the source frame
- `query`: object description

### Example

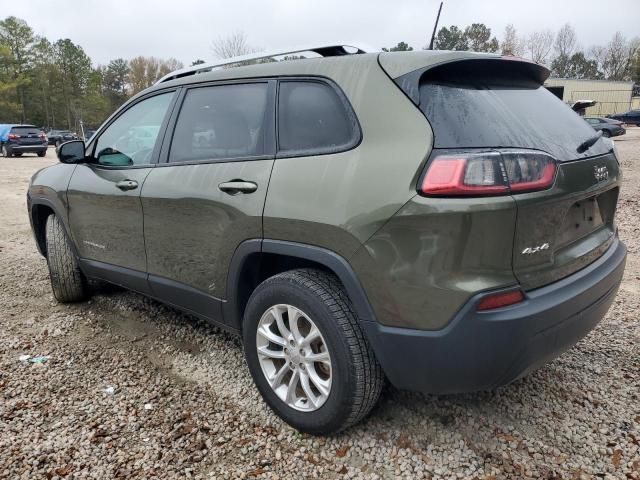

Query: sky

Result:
[3,0,639,66]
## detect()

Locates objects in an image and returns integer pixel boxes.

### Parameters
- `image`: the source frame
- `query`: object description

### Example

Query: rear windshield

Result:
[11,126,40,135]
[419,76,609,161]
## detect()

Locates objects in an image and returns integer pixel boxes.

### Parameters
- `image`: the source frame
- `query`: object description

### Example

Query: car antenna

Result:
[428,2,444,50]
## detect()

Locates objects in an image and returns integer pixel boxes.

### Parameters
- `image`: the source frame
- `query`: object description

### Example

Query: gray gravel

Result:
[1,133,639,479]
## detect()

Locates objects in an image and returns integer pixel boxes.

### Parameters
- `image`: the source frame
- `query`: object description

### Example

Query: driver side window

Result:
[94,92,174,166]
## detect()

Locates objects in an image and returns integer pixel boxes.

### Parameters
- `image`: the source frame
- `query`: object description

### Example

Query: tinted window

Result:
[419,75,609,161]
[95,92,174,167]
[278,81,356,154]
[169,83,268,163]
[11,126,39,135]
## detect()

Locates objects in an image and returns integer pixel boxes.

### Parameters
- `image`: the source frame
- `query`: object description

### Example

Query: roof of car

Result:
[147,50,507,93]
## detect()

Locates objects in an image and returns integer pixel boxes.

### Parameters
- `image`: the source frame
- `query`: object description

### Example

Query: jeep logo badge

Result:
[594,165,609,182]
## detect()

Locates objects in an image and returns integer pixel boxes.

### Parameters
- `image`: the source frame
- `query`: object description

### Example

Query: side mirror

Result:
[57,140,86,164]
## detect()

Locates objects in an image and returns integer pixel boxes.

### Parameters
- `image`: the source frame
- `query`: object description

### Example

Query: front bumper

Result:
[362,237,626,394]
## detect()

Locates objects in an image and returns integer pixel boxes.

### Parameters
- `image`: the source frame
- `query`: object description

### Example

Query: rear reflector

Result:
[420,150,556,197]
[476,290,525,311]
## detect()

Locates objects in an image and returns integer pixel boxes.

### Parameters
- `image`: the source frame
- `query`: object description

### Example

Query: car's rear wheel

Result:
[45,214,89,302]
[602,130,611,138]
[37,150,46,157]
[243,269,383,435]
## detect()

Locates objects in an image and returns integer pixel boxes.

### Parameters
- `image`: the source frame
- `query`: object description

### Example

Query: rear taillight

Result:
[420,151,556,197]
[38,132,46,139]
[7,133,18,139]
[476,289,524,311]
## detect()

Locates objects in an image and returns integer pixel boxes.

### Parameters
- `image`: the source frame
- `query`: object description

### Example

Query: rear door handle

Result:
[218,180,258,194]
[115,180,139,191]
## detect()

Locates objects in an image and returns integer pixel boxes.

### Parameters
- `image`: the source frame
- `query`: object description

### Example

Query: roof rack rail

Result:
[156,42,377,84]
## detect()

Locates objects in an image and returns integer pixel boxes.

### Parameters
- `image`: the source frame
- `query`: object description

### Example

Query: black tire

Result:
[243,269,383,435]
[602,130,610,138]
[14,152,22,157]
[37,150,46,157]
[45,214,89,302]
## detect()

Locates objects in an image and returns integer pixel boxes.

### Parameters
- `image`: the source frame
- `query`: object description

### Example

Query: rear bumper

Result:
[8,144,47,153]
[362,237,626,394]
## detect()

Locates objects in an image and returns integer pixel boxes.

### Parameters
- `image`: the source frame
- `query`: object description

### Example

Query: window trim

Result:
[85,88,180,170]
[275,76,362,159]
[158,79,276,167]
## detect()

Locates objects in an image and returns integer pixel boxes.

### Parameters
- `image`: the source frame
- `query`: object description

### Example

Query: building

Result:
[544,78,640,116]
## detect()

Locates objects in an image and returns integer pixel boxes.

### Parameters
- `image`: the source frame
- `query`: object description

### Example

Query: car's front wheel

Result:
[243,269,383,435]
[45,214,89,302]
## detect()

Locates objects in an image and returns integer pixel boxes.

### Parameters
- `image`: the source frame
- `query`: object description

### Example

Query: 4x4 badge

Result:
[521,243,550,255]
[594,165,609,182]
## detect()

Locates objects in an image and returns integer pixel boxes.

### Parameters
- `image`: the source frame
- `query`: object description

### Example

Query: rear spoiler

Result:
[382,55,550,106]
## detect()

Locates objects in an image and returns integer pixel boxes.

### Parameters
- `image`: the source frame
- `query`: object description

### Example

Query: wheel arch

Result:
[223,239,377,331]
[29,198,76,258]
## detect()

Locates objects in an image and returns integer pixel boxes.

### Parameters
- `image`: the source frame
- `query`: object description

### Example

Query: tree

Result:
[464,23,499,53]
[434,25,468,50]
[501,24,524,57]
[552,24,577,77]
[382,41,413,52]
[128,56,183,94]
[0,16,35,122]
[211,31,255,59]
[601,32,640,80]
[564,52,602,79]
[102,58,129,112]
[53,38,92,129]
[0,44,21,122]
[527,30,554,64]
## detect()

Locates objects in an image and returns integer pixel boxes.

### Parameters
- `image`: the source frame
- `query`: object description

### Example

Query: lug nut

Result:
[299,349,305,356]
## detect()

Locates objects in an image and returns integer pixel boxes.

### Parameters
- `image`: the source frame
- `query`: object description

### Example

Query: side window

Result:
[277,80,357,155]
[94,92,174,167]
[169,83,268,163]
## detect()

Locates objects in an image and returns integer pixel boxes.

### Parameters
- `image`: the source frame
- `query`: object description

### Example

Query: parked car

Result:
[608,109,640,126]
[584,117,626,137]
[47,130,78,146]
[0,124,47,157]
[27,47,626,435]
[84,129,97,141]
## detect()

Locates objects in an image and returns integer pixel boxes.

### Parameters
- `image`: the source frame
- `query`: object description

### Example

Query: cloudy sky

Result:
[4,0,639,65]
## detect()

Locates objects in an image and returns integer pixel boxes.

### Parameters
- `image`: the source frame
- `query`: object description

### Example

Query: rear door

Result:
[67,90,177,288]
[414,60,620,290]
[141,80,275,321]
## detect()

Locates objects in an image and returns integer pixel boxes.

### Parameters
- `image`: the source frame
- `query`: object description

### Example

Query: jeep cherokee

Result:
[27,46,627,435]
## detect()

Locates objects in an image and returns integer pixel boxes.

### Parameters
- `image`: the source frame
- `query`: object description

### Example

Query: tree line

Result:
[1,16,639,131]
[386,22,639,82]
[0,16,185,130]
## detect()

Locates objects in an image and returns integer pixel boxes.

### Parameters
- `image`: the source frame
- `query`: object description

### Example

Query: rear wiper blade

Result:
[576,130,603,153]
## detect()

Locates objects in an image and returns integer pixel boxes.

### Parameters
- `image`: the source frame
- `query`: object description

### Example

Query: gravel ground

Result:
[1,132,639,480]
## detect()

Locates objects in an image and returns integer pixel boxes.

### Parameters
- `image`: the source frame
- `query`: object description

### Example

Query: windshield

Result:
[419,77,610,161]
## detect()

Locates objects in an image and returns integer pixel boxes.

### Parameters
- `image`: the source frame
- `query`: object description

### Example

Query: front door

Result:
[141,81,275,321]
[67,90,177,288]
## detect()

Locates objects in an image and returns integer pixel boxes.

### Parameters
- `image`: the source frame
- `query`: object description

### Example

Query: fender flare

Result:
[223,239,377,330]
[28,196,78,258]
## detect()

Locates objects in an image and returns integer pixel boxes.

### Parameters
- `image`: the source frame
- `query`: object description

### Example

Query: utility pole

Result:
[428,2,443,50]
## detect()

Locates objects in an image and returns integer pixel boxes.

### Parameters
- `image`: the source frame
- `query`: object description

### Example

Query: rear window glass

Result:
[419,76,609,160]
[11,126,39,135]
[278,81,357,154]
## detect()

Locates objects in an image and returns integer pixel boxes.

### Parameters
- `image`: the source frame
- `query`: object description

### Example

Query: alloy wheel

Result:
[256,304,332,412]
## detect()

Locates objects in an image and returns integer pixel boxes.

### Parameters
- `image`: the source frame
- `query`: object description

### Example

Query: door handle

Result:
[218,180,258,194]
[115,180,139,191]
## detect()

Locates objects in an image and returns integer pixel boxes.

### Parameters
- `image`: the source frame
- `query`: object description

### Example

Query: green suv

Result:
[27,46,627,435]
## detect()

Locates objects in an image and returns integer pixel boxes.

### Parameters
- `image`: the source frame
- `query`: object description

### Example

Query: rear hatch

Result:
[10,126,44,146]
[387,56,620,290]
